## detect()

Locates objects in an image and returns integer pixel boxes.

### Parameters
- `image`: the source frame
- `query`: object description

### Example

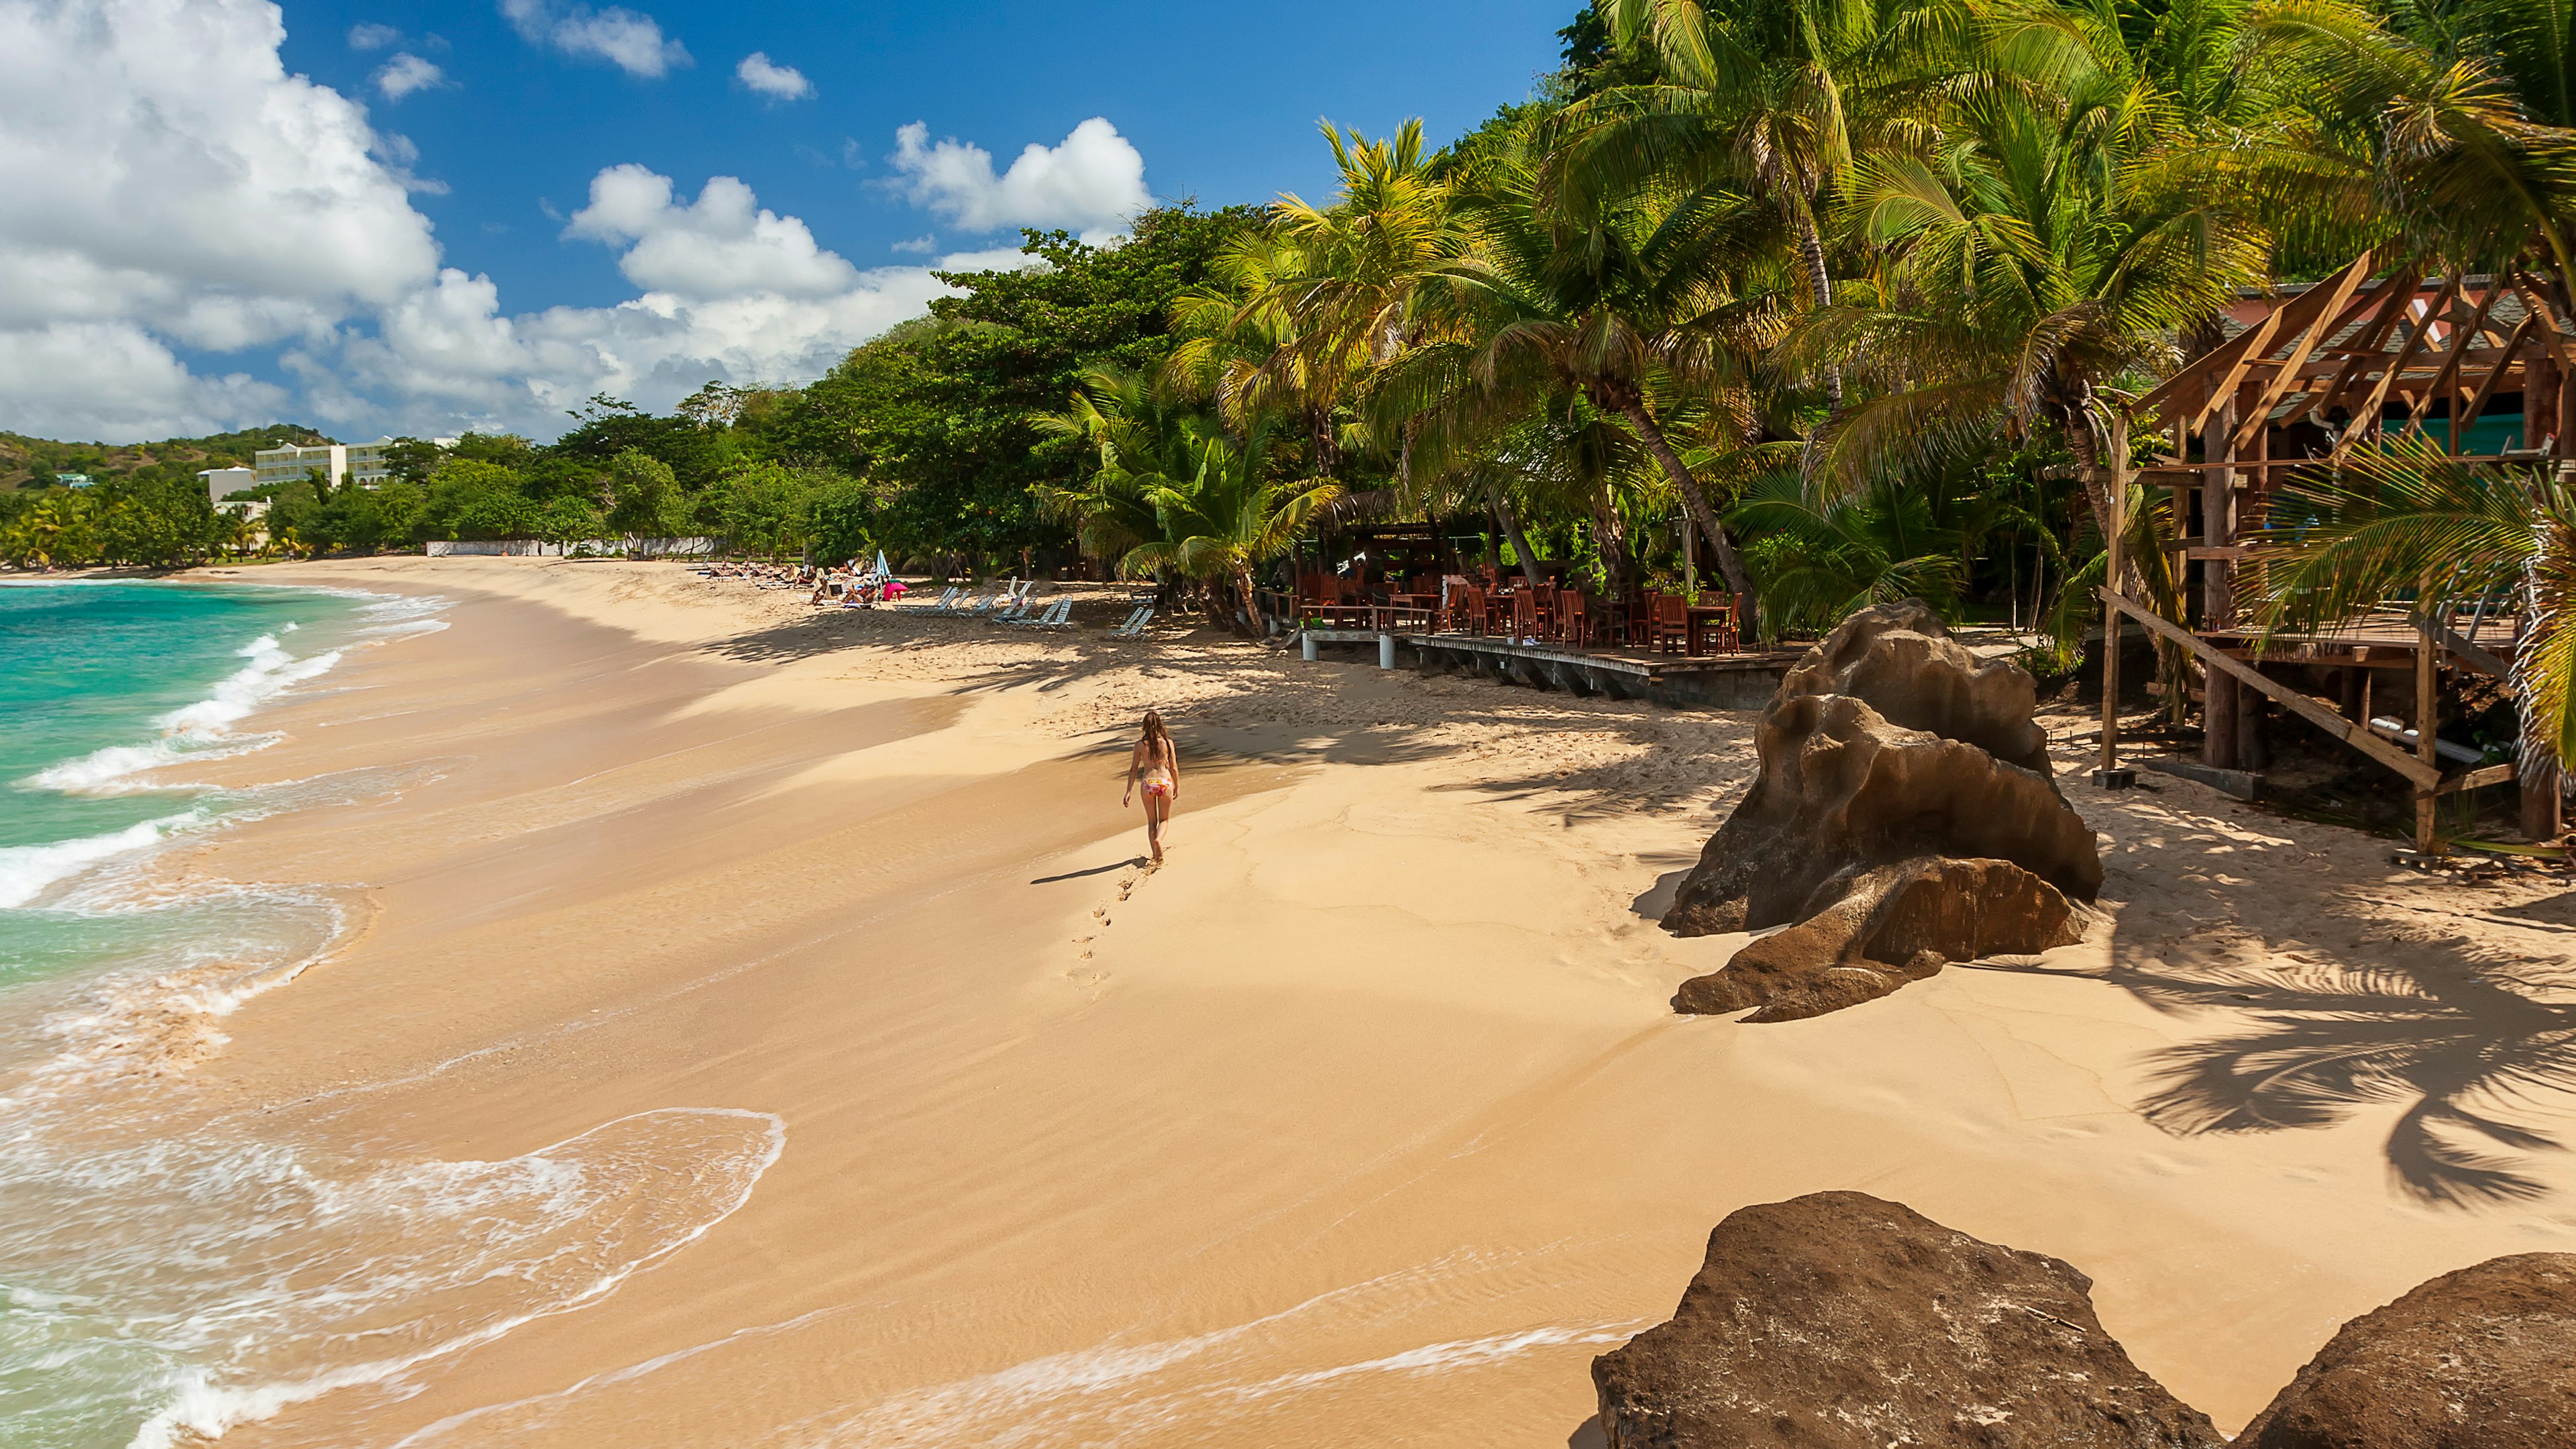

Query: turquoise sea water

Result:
[0,580,786,1449]
[0,582,366,994]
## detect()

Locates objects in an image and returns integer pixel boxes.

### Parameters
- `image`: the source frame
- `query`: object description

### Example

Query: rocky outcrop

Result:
[1671,855,2084,1022]
[1591,1191,2224,1449]
[1663,602,2101,1020]
[1772,600,2055,775]
[2233,1252,2576,1448]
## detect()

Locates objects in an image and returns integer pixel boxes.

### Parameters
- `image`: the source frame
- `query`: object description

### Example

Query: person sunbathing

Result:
[1122,710,1180,865]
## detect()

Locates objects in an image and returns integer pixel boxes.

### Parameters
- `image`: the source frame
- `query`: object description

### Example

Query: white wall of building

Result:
[199,466,256,502]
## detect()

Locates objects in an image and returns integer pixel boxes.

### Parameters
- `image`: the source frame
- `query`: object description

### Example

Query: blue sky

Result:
[297,1,1571,307]
[0,0,1576,441]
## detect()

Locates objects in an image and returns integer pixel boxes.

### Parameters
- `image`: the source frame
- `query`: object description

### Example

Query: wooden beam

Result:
[2456,313,2536,453]
[2097,587,2439,786]
[2280,266,2420,430]
[2416,606,2440,851]
[2331,276,2461,462]
[2403,280,2504,439]
[2137,254,2379,431]
[2512,272,2575,370]
[2099,415,2129,777]
[2420,614,2514,678]
[2232,254,2375,453]
[2439,761,2518,795]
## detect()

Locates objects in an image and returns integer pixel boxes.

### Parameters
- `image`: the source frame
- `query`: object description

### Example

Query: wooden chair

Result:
[1624,591,1656,647]
[1446,585,1487,635]
[1652,594,1690,653]
[1510,590,1540,641]
[1700,594,1746,654]
[1558,590,1589,646]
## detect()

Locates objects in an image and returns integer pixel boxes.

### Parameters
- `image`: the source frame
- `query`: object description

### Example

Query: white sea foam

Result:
[26,634,343,792]
[0,810,205,910]
[72,1109,791,1449]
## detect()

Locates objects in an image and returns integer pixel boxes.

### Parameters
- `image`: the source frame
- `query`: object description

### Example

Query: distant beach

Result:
[4,555,2572,1447]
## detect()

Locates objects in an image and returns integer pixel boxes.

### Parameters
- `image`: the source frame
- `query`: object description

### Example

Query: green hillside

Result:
[0,425,335,491]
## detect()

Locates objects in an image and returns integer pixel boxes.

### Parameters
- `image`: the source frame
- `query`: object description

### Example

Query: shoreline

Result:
[23,555,2576,1444]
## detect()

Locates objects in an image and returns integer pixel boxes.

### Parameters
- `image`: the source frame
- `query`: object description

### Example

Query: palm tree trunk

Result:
[2061,415,2118,548]
[1495,496,1546,588]
[1238,567,1267,637]
[1793,204,1843,409]
[1309,407,1340,482]
[1591,483,1631,596]
[1617,400,1760,626]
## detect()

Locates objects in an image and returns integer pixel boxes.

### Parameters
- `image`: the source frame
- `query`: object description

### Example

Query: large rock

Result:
[1772,599,2055,775]
[2233,1252,2576,1448]
[1671,855,2084,1022]
[1662,603,2102,1019]
[1592,1191,2224,1449]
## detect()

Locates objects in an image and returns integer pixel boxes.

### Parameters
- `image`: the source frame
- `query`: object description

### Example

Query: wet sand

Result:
[123,556,2576,1444]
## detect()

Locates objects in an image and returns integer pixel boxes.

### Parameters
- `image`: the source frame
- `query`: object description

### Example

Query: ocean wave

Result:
[26,633,344,793]
[0,1108,790,1449]
[0,811,206,910]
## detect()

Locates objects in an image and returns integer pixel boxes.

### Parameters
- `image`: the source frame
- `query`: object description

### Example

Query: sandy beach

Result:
[68,556,2576,1446]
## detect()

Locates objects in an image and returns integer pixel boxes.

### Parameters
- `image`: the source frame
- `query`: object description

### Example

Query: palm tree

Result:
[1122,419,1342,635]
[2236,0,2576,291]
[1548,0,1914,408]
[1032,364,1209,567]
[1168,120,1460,486]
[1385,119,1788,614]
[1792,13,2269,541]
[2246,437,2576,771]
[1035,364,1338,633]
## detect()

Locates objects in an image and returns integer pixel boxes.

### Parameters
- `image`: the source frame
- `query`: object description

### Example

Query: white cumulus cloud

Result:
[375,52,445,100]
[0,0,441,435]
[890,117,1148,244]
[735,51,810,102]
[499,0,687,78]
[0,0,1124,441]
[566,165,857,299]
[347,20,400,49]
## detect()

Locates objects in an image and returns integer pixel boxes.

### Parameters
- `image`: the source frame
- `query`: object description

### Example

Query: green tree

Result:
[604,447,688,550]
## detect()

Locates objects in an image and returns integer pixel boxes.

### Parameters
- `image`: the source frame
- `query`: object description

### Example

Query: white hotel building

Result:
[248,437,456,491]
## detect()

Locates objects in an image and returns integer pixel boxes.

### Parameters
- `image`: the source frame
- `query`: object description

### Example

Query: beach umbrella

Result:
[875,549,891,579]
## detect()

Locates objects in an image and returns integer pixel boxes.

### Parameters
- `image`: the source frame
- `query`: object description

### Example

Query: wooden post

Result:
[2416,601,2440,853]
[2523,759,2563,843]
[2203,394,2241,767]
[2236,395,2270,769]
[2097,415,2130,784]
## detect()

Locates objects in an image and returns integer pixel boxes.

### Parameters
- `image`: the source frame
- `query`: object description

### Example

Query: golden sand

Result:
[125,555,2576,1445]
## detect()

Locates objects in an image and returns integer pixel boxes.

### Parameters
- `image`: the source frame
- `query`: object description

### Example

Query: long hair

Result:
[1141,710,1171,758]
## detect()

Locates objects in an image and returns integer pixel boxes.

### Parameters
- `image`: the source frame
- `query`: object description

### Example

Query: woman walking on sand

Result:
[1123,710,1180,865]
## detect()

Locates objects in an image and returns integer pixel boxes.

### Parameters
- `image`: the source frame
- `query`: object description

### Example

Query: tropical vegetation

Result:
[17,0,2576,773]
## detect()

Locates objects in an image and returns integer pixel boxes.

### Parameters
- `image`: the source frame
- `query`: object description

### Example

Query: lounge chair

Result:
[1112,606,1155,639]
[1020,598,1074,629]
[1111,604,1149,635]
[914,586,962,614]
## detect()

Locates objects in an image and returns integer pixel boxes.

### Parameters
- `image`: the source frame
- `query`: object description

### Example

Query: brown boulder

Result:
[1662,604,2101,1019]
[1671,855,2084,1022]
[2233,1252,2576,1448]
[1774,598,2054,775]
[1593,1191,2224,1449]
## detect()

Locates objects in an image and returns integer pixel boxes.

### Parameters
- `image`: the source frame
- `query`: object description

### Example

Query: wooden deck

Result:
[1297,627,1802,710]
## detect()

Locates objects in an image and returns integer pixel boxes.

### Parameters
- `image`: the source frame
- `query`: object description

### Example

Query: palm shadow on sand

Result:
[1967,942,2576,1207]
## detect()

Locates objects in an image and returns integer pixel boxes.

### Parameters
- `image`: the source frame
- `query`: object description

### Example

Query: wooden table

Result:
[1684,605,1737,657]
[1384,593,1439,629]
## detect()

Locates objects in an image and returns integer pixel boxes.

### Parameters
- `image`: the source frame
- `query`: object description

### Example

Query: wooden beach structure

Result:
[1297,624,1802,709]
[2094,250,2567,849]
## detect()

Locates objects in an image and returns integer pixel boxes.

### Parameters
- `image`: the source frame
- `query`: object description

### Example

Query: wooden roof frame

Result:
[2133,252,2576,460]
